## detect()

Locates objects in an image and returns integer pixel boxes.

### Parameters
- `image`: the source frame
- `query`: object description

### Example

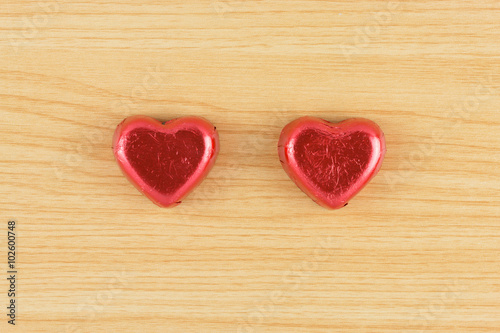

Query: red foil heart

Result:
[278,117,386,209]
[113,116,219,207]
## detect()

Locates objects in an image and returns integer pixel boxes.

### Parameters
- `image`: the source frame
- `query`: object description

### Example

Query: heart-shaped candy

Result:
[278,117,386,209]
[113,116,219,207]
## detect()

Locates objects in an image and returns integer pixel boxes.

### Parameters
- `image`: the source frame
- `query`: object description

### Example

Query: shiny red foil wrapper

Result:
[278,117,386,209]
[113,116,219,207]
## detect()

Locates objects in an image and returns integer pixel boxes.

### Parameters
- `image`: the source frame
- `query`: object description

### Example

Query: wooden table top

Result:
[1,1,499,332]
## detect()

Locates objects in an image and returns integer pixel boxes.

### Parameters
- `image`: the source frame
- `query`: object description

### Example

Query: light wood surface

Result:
[1,1,499,332]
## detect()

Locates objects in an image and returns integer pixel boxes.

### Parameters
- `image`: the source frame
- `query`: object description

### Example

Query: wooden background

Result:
[1,1,499,332]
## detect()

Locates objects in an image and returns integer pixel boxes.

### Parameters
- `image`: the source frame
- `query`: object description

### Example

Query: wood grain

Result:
[1,1,499,332]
